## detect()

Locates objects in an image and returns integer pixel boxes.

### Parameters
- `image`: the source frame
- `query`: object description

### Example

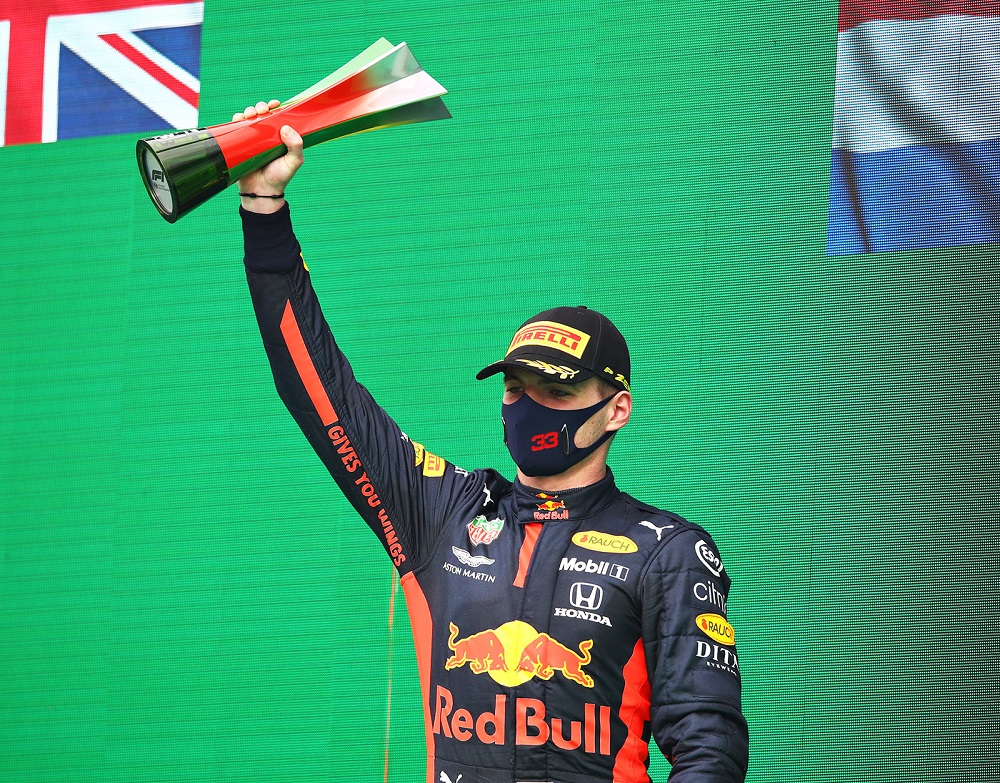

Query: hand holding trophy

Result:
[136,39,450,222]
[231,101,301,215]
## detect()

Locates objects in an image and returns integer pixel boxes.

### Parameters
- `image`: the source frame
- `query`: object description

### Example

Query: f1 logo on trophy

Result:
[136,38,450,222]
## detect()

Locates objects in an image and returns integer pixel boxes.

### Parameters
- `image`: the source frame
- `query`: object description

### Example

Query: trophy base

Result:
[137,130,230,223]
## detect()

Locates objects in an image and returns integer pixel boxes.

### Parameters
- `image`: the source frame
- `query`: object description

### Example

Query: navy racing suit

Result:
[240,204,749,783]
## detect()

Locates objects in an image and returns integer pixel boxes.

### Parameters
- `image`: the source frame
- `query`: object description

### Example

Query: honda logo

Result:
[570,582,604,611]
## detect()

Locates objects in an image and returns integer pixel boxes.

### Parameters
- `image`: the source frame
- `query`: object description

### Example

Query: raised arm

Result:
[236,102,486,573]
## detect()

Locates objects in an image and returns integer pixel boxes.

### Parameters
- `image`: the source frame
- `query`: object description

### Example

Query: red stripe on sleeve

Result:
[279,300,339,427]
[513,523,542,588]
[613,639,652,783]
[838,0,1000,32]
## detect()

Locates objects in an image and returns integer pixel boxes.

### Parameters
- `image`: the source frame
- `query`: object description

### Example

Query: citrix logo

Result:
[693,579,727,613]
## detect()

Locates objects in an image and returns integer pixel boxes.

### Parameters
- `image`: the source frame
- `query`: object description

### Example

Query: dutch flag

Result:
[827,0,1000,254]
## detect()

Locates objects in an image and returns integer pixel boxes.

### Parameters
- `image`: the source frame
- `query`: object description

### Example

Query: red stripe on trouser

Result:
[401,573,436,783]
[100,33,199,107]
[613,639,651,782]
[279,300,339,426]
[513,523,542,588]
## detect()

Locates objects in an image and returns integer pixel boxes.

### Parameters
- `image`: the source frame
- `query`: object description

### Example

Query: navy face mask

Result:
[502,392,616,478]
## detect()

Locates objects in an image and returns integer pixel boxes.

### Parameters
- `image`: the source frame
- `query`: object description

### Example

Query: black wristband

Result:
[238,192,285,199]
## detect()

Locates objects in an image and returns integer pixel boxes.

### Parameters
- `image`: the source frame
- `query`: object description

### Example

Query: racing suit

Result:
[241,204,749,783]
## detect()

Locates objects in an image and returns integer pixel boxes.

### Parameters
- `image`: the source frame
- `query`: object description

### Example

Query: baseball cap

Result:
[476,305,631,391]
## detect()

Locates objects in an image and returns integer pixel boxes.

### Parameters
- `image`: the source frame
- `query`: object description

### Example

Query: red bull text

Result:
[432,686,613,755]
[534,498,569,521]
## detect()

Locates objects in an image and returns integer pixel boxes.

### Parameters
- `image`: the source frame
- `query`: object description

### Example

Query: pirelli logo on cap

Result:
[507,321,591,360]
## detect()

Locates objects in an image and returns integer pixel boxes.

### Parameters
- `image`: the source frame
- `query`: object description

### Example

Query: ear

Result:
[606,391,632,433]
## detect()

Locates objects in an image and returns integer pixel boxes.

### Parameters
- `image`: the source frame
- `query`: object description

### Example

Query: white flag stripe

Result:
[41,3,203,143]
[114,31,200,93]
[49,3,202,38]
[62,34,196,127]
[41,17,63,143]
[834,14,1000,153]
[0,20,10,146]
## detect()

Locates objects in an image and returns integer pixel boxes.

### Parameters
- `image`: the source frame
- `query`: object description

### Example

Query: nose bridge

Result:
[523,383,549,406]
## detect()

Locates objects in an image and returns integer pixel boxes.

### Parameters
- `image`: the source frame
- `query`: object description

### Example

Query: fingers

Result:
[279,125,304,171]
[233,99,281,122]
[280,124,303,149]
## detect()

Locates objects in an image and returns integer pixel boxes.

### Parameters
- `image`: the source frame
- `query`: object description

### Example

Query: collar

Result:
[513,467,621,524]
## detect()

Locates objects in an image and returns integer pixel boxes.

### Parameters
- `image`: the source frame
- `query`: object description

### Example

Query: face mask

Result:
[502,392,616,477]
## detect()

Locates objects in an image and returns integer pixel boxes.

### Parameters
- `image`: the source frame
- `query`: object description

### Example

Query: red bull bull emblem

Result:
[445,621,594,687]
[436,622,611,754]
[467,515,504,546]
[534,493,569,521]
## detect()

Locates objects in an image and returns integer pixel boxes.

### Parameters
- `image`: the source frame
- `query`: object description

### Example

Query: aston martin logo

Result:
[452,546,496,568]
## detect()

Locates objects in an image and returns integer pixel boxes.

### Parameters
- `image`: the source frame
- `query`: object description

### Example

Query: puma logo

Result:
[639,520,674,541]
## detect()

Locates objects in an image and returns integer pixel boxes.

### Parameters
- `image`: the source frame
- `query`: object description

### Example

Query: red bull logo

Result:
[536,499,565,512]
[534,494,569,521]
[445,621,594,687]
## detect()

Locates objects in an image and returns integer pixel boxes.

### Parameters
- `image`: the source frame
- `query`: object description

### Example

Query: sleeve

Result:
[239,204,484,574]
[640,527,749,782]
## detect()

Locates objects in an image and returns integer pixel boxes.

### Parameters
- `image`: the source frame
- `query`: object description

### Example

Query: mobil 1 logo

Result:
[559,556,629,582]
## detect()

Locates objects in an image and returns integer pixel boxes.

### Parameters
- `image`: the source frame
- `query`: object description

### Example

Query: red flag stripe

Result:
[839,0,1000,31]
[99,32,198,107]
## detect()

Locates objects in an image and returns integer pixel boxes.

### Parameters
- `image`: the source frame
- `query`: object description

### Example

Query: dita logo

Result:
[151,170,165,182]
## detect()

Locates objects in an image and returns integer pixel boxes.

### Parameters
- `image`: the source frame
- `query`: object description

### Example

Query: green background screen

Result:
[1,1,997,781]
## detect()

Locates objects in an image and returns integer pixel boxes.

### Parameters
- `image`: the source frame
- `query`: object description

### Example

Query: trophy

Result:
[136,39,450,222]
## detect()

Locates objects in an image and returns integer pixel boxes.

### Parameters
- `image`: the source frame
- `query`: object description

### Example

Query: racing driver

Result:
[234,102,749,782]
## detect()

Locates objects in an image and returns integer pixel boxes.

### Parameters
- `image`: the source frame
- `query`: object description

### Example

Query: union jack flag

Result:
[1,0,203,147]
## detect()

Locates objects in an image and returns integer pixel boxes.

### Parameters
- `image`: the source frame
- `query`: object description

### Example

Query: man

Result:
[235,101,748,782]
